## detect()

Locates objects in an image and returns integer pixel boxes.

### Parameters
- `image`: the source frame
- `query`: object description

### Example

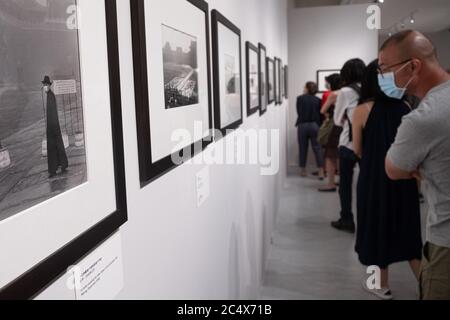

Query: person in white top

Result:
[331,58,366,233]
[334,87,360,151]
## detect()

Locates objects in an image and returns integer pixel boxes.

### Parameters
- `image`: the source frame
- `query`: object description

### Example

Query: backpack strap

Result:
[344,84,361,142]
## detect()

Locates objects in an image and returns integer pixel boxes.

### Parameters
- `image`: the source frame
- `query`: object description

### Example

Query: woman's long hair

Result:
[325,73,342,91]
[341,58,366,87]
[359,59,389,104]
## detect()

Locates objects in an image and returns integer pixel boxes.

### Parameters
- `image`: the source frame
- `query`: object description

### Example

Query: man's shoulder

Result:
[401,101,446,135]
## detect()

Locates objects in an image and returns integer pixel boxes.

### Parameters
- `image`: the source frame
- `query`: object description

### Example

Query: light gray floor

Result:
[261,174,426,300]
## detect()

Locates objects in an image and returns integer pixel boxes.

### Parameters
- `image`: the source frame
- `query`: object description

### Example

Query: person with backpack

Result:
[331,58,366,233]
[318,73,342,192]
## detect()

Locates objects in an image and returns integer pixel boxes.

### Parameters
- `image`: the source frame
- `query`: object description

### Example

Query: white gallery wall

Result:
[37,0,289,299]
[422,31,450,69]
[287,4,378,168]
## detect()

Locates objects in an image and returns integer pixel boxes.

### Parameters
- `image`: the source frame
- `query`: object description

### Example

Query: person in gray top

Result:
[379,30,450,300]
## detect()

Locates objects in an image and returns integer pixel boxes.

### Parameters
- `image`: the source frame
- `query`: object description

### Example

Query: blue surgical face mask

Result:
[378,61,414,99]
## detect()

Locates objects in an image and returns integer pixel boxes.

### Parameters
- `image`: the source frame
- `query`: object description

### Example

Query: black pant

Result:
[338,146,358,222]
[298,122,324,168]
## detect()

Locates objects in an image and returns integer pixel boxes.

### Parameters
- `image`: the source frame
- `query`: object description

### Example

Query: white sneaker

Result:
[362,280,394,300]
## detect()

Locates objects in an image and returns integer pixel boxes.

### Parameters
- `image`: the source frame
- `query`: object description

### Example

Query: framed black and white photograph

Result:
[284,65,289,98]
[274,57,281,105]
[317,69,340,93]
[245,42,259,117]
[258,43,267,116]
[0,0,127,299]
[267,57,275,105]
[130,0,213,186]
[211,9,243,137]
[280,63,285,102]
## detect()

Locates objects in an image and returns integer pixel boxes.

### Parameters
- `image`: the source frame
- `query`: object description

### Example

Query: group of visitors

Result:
[295,30,450,300]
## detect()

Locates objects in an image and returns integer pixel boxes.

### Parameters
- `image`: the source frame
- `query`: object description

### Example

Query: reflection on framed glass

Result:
[211,9,243,137]
[267,57,275,105]
[317,69,340,93]
[258,43,267,116]
[0,0,127,299]
[130,0,213,186]
[245,42,259,117]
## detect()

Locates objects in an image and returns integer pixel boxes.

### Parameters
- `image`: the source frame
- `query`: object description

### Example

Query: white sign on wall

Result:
[69,232,124,300]
[196,166,210,207]
[53,80,77,95]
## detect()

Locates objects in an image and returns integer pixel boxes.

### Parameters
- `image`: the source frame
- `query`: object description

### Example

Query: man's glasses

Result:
[378,59,412,77]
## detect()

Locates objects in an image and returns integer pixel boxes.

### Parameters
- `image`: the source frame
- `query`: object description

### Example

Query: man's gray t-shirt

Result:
[387,80,450,249]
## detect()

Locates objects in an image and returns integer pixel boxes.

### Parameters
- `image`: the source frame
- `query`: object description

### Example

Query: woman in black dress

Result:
[352,60,422,300]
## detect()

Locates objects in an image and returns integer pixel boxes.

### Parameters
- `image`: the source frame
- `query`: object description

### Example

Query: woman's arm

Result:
[333,90,348,126]
[320,91,338,115]
[352,105,366,159]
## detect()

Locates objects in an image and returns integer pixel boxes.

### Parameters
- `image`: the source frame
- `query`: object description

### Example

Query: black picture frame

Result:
[0,0,128,300]
[258,43,267,116]
[130,0,214,187]
[245,41,260,117]
[280,62,285,102]
[211,9,243,138]
[317,69,341,93]
[267,57,275,105]
[274,57,282,105]
[284,65,289,98]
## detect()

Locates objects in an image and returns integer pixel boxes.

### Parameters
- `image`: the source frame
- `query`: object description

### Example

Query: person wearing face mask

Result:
[380,30,450,300]
[42,75,68,179]
[352,60,422,300]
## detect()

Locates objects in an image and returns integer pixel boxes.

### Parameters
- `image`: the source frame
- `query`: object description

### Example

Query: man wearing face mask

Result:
[42,75,68,179]
[379,30,450,300]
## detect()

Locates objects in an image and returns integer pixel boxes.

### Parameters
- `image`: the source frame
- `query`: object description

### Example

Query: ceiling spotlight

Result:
[378,0,385,3]
[410,15,415,24]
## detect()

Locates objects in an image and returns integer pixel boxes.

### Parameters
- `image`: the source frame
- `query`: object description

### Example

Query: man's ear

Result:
[411,59,421,74]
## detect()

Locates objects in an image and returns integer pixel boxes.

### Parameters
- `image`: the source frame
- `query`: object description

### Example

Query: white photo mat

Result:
[0,0,117,289]
[217,23,241,129]
[144,0,210,162]
[248,49,259,109]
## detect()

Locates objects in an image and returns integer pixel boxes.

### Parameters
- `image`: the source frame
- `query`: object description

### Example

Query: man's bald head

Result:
[378,30,450,99]
[380,30,438,62]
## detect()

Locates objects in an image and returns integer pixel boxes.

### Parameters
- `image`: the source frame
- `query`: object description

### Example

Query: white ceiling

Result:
[294,0,450,35]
